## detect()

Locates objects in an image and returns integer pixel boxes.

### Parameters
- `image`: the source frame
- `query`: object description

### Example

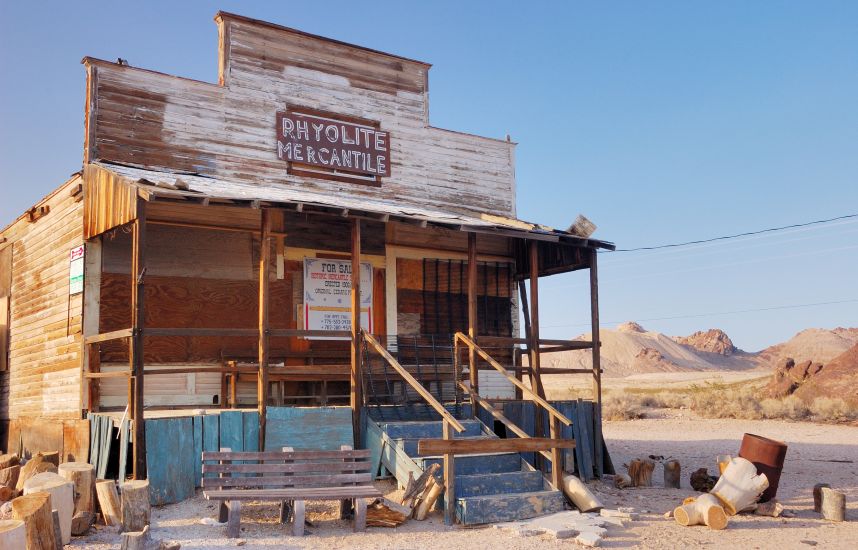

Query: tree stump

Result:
[664,460,681,489]
[628,459,655,487]
[95,480,121,526]
[120,524,150,550]
[0,465,21,489]
[11,491,57,550]
[813,483,830,513]
[820,487,846,522]
[0,519,26,550]
[22,472,74,545]
[58,462,96,514]
[120,480,151,532]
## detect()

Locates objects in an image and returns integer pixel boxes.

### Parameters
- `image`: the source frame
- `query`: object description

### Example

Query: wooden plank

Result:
[417,437,574,456]
[131,202,146,480]
[84,328,133,345]
[202,414,220,479]
[589,249,604,477]
[442,419,455,526]
[467,232,478,403]
[202,449,371,461]
[62,419,90,463]
[528,241,547,471]
[202,472,373,488]
[242,411,260,454]
[219,411,244,454]
[350,218,362,446]
[145,417,195,505]
[204,485,381,500]
[193,415,203,487]
[202,462,372,474]
[263,406,353,451]
[258,209,271,451]
[143,328,258,337]
[575,399,593,481]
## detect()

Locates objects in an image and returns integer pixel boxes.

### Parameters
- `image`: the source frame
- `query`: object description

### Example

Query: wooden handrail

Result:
[457,382,552,462]
[362,331,465,433]
[454,332,573,426]
[85,328,133,345]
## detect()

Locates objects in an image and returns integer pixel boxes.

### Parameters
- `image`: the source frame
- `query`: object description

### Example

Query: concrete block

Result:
[576,532,602,547]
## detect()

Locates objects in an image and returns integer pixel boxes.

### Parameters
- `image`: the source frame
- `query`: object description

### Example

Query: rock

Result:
[690,468,717,492]
[790,360,813,382]
[0,486,14,502]
[71,511,96,536]
[576,531,602,547]
[159,542,181,550]
[674,329,737,356]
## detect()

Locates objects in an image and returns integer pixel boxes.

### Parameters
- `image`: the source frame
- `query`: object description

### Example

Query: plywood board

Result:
[145,417,195,505]
[264,406,353,451]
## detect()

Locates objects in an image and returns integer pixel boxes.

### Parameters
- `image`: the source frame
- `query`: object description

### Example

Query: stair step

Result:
[381,419,484,439]
[455,490,566,525]
[455,470,546,498]
[392,435,497,457]
[418,452,521,475]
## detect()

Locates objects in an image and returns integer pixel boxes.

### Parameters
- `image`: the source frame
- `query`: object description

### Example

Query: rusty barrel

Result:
[738,433,788,502]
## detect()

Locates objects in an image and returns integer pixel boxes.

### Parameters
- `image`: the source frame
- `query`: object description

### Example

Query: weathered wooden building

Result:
[0,12,613,524]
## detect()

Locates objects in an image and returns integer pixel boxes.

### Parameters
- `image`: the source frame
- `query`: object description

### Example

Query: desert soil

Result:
[71,412,856,550]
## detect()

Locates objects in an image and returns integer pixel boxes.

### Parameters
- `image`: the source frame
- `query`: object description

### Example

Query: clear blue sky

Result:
[1,1,856,351]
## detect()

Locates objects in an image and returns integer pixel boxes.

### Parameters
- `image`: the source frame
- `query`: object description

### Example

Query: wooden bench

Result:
[201,446,381,537]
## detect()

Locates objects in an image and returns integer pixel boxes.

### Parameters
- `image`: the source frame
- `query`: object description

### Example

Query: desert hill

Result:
[547,323,858,378]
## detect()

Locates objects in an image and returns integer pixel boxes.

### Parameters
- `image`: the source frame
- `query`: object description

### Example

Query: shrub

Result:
[809,397,856,422]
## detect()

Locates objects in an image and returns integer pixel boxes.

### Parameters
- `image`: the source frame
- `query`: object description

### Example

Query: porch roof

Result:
[88,161,614,251]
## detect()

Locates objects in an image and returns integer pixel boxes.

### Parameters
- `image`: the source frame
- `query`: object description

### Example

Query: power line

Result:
[606,213,858,253]
[542,298,858,329]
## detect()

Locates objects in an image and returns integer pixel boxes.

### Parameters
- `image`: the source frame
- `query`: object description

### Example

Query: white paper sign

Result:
[303,257,372,337]
[69,245,84,295]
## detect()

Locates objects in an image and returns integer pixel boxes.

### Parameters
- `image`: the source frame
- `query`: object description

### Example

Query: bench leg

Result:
[279,500,291,524]
[292,500,305,537]
[339,498,353,519]
[226,500,242,538]
[218,501,229,523]
[354,498,367,532]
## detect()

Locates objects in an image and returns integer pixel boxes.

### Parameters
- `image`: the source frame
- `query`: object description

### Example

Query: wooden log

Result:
[710,457,769,515]
[22,472,74,544]
[11,492,58,550]
[561,474,603,512]
[613,473,632,489]
[414,476,443,520]
[0,519,26,550]
[0,485,15,502]
[813,483,830,513]
[58,462,96,514]
[120,480,151,532]
[627,459,655,487]
[36,452,59,467]
[95,480,121,526]
[0,465,21,489]
[120,524,150,550]
[664,460,681,489]
[674,493,728,530]
[820,487,846,522]
[71,511,96,536]
[51,510,62,550]
[401,463,440,509]
[16,456,57,491]
[365,498,409,527]
[0,454,20,469]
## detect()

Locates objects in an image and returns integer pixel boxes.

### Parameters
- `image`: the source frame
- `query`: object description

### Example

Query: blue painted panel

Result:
[455,471,545,498]
[455,490,565,525]
[576,400,593,481]
[364,418,385,479]
[242,412,260,453]
[380,419,483,440]
[193,416,203,487]
[202,414,219,479]
[145,418,195,505]
[219,411,244,452]
[264,406,353,451]
[419,452,521,476]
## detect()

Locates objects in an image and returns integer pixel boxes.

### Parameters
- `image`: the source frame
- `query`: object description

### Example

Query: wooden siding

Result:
[0,177,85,420]
[83,164,139,239]
[83,15,516,219]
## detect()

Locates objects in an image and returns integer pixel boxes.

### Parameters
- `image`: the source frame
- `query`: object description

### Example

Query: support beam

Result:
[131,201,146,479]
[528,241,547,472]
[258,209,272,451]
[350,218,363,446]
[589,249,604,475]
[516,281,530,402]
[442,420,455,526]
[467,232,478,413]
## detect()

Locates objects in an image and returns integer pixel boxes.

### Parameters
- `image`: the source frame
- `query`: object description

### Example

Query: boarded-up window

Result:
[0,245,11,372]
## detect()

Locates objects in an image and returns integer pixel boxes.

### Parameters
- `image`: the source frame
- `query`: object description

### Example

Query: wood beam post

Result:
[589,249,604,475]
[516,281,530,401]
[131,201,146,480]
[258,209,272,451]
[442,419,455,525]
[528,241,547,472]
[350,218,363,447]
[467,232,478,414]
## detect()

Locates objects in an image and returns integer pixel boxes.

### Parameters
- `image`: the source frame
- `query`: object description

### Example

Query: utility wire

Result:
[606,213,858,253]
[542,298,858,329]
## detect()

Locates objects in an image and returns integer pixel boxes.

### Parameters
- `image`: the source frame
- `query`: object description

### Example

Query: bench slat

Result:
[201,473,373,488]
[202,462,372,474]
[202,450,371,461]
[204,486,381,501]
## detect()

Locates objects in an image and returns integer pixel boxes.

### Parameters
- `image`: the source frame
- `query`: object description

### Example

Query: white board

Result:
[69,245,84,295]
[303,257,372,338]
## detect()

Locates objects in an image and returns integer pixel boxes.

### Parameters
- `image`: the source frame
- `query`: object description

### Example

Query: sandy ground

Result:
[70,412,856,549]
[545,369,771,398]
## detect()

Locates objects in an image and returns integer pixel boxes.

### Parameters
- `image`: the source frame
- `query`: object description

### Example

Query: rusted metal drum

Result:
[738,433,788,502]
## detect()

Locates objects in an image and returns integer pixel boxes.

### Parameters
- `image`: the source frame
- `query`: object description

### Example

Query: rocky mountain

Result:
[547,323,858,378]
[765,344,858,407]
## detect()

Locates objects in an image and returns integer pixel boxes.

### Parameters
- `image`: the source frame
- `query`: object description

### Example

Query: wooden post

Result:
[516,281,529,402]
[258,209,271,451]
[589,249,604,475]
[131,201,146,480]
[467,232,478,413]
[442,419,455,525]
[528,241,547,473]
[82,237,102,414]
[350,218,363,447]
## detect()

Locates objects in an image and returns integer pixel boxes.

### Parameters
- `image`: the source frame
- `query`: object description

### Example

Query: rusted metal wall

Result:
[0,176,85,421]
[83,13,516,218]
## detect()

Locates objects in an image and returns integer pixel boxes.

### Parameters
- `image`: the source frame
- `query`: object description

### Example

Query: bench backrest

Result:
[201,449,373,490]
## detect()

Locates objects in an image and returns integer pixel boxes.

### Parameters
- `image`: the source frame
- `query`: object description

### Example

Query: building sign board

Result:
[276,110,390,181]
[303,257,372,338]
[69,245,84,295]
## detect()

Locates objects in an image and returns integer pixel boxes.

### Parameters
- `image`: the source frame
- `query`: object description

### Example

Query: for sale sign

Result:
[303,257,372,338]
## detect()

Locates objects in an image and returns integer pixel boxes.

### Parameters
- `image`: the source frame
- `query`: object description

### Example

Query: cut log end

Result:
[820,487,846,522]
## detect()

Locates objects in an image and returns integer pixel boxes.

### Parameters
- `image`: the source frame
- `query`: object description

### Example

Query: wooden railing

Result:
[453,332,573,489]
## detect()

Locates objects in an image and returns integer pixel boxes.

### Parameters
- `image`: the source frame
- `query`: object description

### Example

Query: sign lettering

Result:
[303,257,373,338]
[276,111,391,178]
